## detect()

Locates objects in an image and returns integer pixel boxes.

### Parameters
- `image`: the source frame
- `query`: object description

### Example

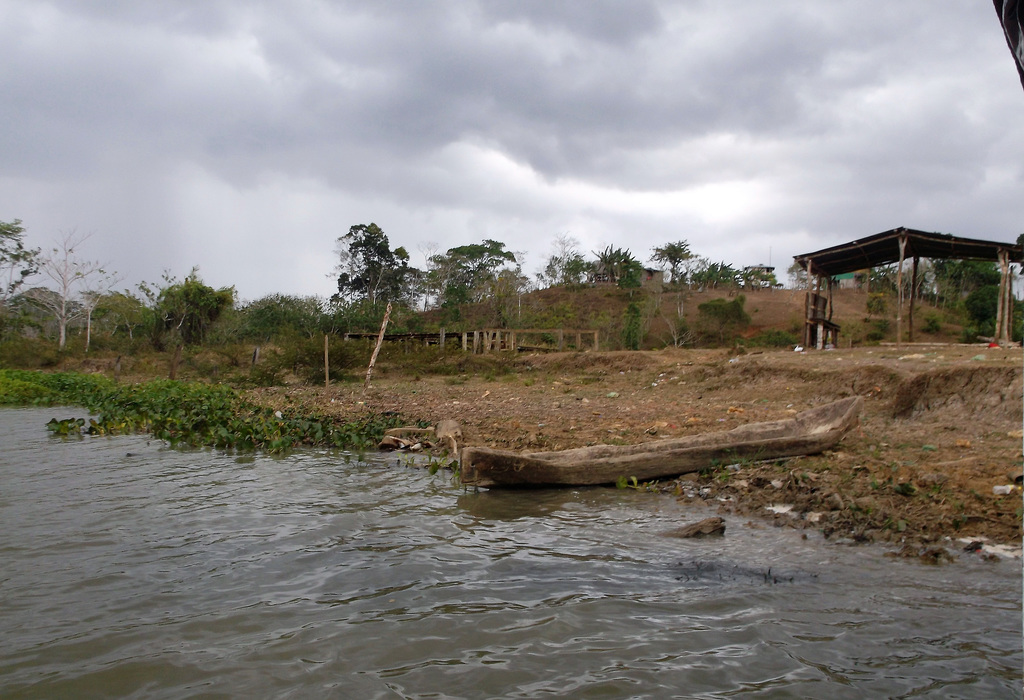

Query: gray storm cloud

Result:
[1,0,1021,299]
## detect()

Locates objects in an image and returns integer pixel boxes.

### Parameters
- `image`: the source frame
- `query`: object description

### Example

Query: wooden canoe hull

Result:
[459,396,862,488]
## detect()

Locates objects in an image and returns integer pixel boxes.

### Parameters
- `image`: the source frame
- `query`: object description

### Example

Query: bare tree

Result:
[417,241,439,310]
[25,231,111,350]
[80,270,122,352]
[536,233,588,288]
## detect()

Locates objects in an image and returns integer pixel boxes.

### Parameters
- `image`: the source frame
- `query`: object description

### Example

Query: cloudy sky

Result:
[2,1,1022,302]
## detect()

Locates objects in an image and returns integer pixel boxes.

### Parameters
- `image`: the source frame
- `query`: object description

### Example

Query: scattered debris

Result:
[379,421,461,456]
[957,537,1022,559]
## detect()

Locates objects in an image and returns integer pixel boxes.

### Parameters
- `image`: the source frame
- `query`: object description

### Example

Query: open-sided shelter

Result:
[794,227,1022,348]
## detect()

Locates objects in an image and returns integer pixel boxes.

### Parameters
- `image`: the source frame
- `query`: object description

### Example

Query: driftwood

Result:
[460,397,862,488]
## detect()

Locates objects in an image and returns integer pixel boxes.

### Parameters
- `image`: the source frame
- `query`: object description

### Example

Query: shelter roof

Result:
[794,227,1022,277]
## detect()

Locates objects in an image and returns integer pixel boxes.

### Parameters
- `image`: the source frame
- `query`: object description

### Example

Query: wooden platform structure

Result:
[795,227,1022,348]
[342,328,599,354]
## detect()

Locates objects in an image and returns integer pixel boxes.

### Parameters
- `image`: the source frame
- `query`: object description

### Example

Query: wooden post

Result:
[803,260,813,348]
[114,355,122,383]
[826,276,834,322]
[593,330,599,351]
[1007,263,1015,345]
[996,249,1010,345]
[473,331,479,354]
[462,332,468,351]
[324,334,330,389]
[908,257,919,343]
[558,329,564,351]
[895,233,907,350]
[510,330,517,352]
[813,272,823,349]
[440,327,446,351]
[364,302,392,390]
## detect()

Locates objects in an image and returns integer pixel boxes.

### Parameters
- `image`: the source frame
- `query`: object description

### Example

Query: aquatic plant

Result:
[0,369,407,452]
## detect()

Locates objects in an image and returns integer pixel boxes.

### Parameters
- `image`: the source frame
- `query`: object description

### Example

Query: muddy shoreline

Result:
[248,345,1023,557]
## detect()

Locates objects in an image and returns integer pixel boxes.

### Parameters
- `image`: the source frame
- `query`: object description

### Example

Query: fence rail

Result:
[341,328,599,354]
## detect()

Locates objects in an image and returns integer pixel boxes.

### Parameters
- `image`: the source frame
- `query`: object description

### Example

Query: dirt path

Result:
[248,345,1023,556]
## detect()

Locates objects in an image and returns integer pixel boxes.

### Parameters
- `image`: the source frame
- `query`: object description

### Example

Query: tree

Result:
[591,246,640,285]
[691,261,738,291]
[740,267,778,290]
[97,290,153,342]
[334,223,415,307]
[240,294,324,341]
[428,239,518,315]
[0,219,39,312]
[650,241,693,285]
[931,259,1000,307]
[537,233,588,288]
[80,272,121,352]
[787,261,808,290]
[697,295,750,345]
[156,268,235,346]
[485,268,531,327]
[964,285,1000,332]
[24,231,108,350]
[659,292,695,347]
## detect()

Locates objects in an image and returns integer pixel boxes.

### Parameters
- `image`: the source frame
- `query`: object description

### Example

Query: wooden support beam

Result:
[996,249,1010,345]
[895,233,907,349]
[803,260,814,348]
[913,256,921,343]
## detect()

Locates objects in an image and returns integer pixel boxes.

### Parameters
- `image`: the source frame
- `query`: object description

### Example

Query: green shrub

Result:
[749,329,799,348]
[0,338,60,369]
[865,318,890,342]
[697,295,750,345]
[621,302,643,350]
[866,293,887,316]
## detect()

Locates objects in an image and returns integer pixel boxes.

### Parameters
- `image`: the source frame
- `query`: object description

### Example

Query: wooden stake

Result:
[364,303,392,390]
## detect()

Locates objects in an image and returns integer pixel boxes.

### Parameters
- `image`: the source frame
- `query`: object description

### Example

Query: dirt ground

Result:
[248,344,1024,559]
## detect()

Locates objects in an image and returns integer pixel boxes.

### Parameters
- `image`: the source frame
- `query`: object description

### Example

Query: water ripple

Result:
[0,408,1020,699]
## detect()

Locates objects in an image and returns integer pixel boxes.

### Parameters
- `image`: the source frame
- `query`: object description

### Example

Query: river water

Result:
[1,407,1020,699]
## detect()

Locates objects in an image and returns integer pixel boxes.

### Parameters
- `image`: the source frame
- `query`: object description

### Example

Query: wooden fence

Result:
[341,328,599,354]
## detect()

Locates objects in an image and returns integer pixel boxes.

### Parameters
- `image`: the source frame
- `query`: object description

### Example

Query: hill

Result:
[417,283,969,350]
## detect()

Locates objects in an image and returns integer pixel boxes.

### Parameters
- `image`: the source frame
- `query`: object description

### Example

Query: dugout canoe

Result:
[459,396,862,488]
